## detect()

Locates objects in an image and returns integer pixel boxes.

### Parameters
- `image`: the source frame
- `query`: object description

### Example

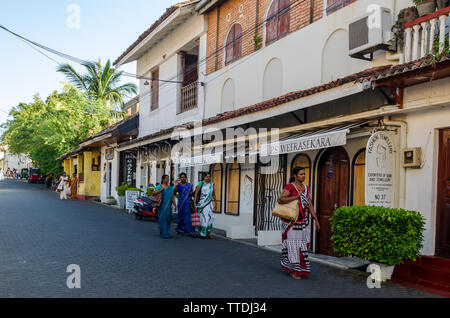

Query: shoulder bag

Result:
[272,183,301,222]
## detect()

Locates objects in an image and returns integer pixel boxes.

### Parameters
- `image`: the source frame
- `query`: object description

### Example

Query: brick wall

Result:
[205,0,324,76]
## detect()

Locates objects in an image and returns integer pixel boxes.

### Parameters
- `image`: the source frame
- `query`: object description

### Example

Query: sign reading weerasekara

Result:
[261,129,348,156]
[365,131,396,208]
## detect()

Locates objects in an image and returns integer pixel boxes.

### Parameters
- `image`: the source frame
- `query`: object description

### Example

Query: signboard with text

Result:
[365,131,396,208]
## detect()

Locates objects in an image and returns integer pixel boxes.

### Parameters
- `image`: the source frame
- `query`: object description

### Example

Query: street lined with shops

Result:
[0,180,438,298]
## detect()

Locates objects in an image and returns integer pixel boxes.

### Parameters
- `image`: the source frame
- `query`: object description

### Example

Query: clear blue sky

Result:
[0,0,180,124]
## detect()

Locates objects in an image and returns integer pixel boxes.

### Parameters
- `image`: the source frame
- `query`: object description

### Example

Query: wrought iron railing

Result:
[180,82,198,113]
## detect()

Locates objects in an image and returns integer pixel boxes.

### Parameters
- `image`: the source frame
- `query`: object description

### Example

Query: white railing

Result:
[180,81,198,113]
[404,7,450,63]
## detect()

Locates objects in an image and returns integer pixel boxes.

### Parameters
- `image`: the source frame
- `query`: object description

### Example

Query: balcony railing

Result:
[180,81,198,113]
[404,7,450,63]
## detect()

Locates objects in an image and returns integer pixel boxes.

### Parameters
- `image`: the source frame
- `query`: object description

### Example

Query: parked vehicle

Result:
[28,168,43,184]
[133,195,159,221]
[21,168,29,180]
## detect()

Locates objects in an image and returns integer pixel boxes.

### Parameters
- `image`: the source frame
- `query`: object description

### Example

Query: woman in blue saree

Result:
[153,175,176,239]
[174,173,197,237]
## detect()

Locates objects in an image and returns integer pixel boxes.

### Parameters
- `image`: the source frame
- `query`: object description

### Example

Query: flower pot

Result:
[118,196,125,209]
[436,0,450,10]
[400,7,419,23]
[367,263,396,283]
[105,198,117,205]
[416,1,436,17]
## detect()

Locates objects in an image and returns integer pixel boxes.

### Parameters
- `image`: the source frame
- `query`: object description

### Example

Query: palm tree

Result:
[57,59,138,111]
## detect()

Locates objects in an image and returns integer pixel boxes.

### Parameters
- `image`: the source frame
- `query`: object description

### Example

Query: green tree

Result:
[57,59,138,111]
[1,84,120,175]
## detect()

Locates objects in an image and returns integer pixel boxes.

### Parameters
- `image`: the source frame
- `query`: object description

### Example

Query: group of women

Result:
[56,172,78,200]
[154,166,321,281]
[152,172,216,240]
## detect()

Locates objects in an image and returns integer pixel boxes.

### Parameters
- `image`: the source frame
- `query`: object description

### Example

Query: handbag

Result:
[149,191,162,207]
[191,209,201,228]
[272,183,301,222]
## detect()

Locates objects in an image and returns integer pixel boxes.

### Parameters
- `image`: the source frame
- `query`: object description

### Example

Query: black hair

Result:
[179,172,187,178]
[289,166,306,183]
[161,174,169,183]
[202,172,211,180]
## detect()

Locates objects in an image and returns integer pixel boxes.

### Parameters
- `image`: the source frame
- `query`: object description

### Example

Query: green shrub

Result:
[330,205,426,266]
[116,182,130,196]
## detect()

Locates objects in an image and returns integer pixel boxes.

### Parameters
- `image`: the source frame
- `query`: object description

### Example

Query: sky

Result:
[0,0,181,125]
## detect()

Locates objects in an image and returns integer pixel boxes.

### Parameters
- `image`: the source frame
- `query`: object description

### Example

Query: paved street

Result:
[0,180,438,298]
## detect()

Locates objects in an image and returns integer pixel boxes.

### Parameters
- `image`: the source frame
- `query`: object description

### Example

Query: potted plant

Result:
[330,205,425,283]
[414,0,436,17]
[436,0,450,10]
[253,34,262,51]
[105,196,117,205]
[116,182,130,209]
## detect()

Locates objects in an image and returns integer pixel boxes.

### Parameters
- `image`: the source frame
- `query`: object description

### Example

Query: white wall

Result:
[204,0,414,119]
[137,14,208,139]
[100,145,120,204]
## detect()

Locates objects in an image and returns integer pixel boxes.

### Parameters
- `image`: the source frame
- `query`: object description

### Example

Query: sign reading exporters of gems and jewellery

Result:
[365,131,395,208]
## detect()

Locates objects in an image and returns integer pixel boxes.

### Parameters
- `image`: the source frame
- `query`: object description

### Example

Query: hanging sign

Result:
[365,131,395,208]
[261,129,349,156]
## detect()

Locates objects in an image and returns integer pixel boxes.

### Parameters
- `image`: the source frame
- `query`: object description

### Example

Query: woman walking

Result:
[278,166,320,280]
[69,173,78,200]
[57,172,69,200]
[194,172,216,239]
[153,175,176,239]
[174,173,197,237]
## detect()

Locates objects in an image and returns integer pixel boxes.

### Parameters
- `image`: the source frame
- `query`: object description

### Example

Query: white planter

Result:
[367,262,396,282]
[117,196,125,209]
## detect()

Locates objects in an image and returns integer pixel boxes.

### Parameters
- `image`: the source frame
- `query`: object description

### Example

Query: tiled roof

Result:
[113,0,199,66]
[118,54,450,149]
[358,53,450,83]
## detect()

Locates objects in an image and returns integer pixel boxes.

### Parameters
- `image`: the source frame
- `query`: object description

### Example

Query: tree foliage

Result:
[1,84,124,176]
[57,59,138,111]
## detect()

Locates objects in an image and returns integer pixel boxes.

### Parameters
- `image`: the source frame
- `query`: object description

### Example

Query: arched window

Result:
[266,0,290,45]
[291,154,311,187]
[210,163,223,214]
[352,149,366,205]
[225,161,240,215]
[225,23,242,65]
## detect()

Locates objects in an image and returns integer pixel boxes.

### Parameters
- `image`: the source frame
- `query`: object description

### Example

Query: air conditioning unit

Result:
[349,7,395,61]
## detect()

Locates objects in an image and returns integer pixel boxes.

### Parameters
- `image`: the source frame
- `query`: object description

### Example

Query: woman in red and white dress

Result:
[278,166,320,280]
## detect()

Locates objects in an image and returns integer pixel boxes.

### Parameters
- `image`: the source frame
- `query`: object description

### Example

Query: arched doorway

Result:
[317,147,349,256]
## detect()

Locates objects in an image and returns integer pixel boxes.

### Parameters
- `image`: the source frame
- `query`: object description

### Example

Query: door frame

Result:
[436,128,450,258]
[314,146,350,255]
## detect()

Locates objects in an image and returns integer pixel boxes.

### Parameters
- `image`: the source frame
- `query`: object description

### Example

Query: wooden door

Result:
[318,148,349,256]
[437,128,450,258]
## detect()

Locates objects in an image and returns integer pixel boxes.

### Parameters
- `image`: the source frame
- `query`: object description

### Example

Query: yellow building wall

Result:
[63,160,71,175]
[77,153,85,197]
[82,150,101,198]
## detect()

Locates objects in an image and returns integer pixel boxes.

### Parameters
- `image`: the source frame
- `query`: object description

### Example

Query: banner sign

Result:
[365,131,395,208]
[261,129,349,156]
[178,153,223,168]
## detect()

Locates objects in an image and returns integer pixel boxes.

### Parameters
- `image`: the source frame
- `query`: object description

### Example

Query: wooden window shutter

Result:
[151,68,159,110]
[233,24,242,61]
[327,0,343,15]
[225,25,235,64]
[266,1,278,44]
[278,0,290,37]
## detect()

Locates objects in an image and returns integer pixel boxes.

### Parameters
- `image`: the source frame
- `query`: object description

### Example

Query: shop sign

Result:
[262,129,348,156]
[365,131,395,208]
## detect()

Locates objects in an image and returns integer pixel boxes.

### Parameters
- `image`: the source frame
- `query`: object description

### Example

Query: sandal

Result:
[291,274,302,280]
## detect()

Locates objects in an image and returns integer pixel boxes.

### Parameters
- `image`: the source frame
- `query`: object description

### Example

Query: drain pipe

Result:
[382,116,407,209]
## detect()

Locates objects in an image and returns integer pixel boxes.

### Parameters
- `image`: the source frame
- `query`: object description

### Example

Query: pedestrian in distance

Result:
[277,166,320,280]
[56,172,69,200]
[193,172,216,239]
[152,175,176,239]
[46,173,53,189]
[69,173,78,200]
[173,173,197,238]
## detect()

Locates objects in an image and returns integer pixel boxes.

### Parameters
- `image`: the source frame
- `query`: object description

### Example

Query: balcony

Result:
[404,7,450,63]
[180,81,198,113]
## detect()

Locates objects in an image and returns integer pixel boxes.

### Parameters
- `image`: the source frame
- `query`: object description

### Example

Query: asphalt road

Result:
[0,179,438,298]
